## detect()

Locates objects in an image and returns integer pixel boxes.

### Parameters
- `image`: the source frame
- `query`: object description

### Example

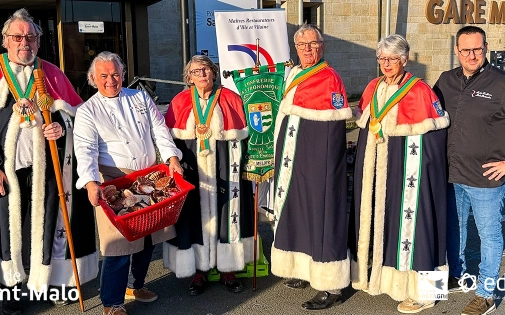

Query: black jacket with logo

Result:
[434,60,505,188]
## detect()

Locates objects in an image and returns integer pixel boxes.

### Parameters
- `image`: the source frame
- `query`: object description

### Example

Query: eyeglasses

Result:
[6,34,39,43]
[294,41,323,50]
[377,57,401,65]
[189,67,211,77]
[458,47,484,57]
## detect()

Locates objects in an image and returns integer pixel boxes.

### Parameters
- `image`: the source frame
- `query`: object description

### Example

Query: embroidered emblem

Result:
[283,155,291,168]
[409,142,419,155]
[472,90,492,99]
[231,139,239,149]
[248,103,273,133]
[66,154,72,165]
[231,162,239,173]
[277,186,284,198]
[404,207,414,220]
[57,228,66,239]
[402,239,412,251]
[432,100,444,117]
[230,212,238,224]
[132,102,147,114]
[231,186,239,198]
[65,118,72,128]
[331,92,344,109]
[407,175,417,188]
[64,191,71,202]
[288,125,296,137]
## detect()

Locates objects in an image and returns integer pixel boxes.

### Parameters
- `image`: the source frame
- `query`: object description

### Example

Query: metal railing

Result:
[127,76,188,105]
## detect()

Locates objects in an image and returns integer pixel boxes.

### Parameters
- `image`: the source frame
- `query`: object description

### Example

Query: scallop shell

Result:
[123,195,137,207]
[102,185,118,202]
[109,197,125,211]
[162,186,179,196]
[146,171,164,182]
[122,189,134,197]
[139,184,155,194]
[155,176,174,190]
[129,181,141,194]
[136,194,151,206]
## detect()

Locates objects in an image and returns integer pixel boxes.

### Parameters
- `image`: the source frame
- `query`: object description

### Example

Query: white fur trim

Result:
[281,102,352,122]
[216,237,254,272]
[354,105,370,129]
[31,251,99,290]
[378,264,448,301]
[271,245,350,291]
[163,242,197,278]
[352,131,377,290]
[367,136,388,295]
[0,77,8,109]
[52,99,78,116]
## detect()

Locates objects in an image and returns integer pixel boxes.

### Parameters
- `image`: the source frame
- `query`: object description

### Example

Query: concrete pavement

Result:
[17,102,505,314]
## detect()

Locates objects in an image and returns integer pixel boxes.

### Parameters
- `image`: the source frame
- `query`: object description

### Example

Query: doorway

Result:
[60,0,125,100]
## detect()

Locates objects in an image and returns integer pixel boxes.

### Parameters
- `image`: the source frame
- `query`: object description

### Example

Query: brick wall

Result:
[148,0,505,99]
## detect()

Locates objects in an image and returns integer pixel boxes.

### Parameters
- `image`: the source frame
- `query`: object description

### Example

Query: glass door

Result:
[60,0,124,100]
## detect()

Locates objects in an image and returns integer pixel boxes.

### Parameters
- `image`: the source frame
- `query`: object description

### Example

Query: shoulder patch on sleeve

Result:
[432,99,444,117]
[332,92,344,109]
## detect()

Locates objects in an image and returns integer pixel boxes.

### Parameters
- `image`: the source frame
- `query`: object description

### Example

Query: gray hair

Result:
[376,34,410,63]
[293,23,323,43]
[87,51,126,88]
[183,55,219,85]
[2,8,42,48]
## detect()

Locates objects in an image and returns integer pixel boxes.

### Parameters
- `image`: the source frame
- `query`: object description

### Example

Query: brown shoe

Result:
[461,296,496,315]
[124,287,158,303]
[103,305,127,315]
[397,298,435,314]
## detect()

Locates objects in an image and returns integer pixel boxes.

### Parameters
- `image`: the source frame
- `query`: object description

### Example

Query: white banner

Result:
[195,0,257,62]
[215,9,290,92]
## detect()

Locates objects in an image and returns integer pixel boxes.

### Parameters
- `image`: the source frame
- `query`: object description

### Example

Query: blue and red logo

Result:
[227,44,274,67]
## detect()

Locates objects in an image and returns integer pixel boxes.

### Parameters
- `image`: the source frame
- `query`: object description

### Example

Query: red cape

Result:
[291,66,349,111]
[358,72,443,125]
[166,86,247,131]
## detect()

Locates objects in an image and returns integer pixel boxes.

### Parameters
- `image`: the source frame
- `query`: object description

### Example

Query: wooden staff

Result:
[33,69,84,312]
[222,60,294,79]
[253,183,259,291]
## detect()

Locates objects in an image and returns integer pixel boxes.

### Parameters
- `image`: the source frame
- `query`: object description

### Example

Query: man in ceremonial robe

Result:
[271,24,352,310]
[0,8,98,314]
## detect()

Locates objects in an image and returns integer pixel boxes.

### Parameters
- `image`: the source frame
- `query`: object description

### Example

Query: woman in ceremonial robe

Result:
[350,34,450,313]
[164,55,254,295]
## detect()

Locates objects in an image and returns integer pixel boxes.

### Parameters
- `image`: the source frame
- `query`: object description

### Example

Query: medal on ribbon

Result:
[370,74,421,143]
[191,84,221,152]
[0,53,40,128]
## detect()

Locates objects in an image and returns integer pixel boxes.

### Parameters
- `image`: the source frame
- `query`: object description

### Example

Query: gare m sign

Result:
[426,0,505,24]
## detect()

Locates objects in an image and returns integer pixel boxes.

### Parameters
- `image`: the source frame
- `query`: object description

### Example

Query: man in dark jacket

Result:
[434,26,505,315]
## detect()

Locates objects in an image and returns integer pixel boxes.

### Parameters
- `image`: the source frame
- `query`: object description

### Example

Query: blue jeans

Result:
[100,236,155,307]
[447,183,505,298]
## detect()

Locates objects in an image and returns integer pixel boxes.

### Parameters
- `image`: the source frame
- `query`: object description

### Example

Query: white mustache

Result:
[17,46,32,52]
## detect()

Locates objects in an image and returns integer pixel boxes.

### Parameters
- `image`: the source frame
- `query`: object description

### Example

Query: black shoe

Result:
[188,272,207,296]
[49,298,72,307]
[220,272,243,293]
[2,300,22,315]
[301,291,343,310]
[284,278,309,289]
[448,276,467,293]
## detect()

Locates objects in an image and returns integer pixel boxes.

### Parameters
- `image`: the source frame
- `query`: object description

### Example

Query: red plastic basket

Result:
[98,164,194,242]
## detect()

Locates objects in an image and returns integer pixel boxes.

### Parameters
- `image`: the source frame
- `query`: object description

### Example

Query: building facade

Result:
[0,0,158,101]
[148,0,505,101]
